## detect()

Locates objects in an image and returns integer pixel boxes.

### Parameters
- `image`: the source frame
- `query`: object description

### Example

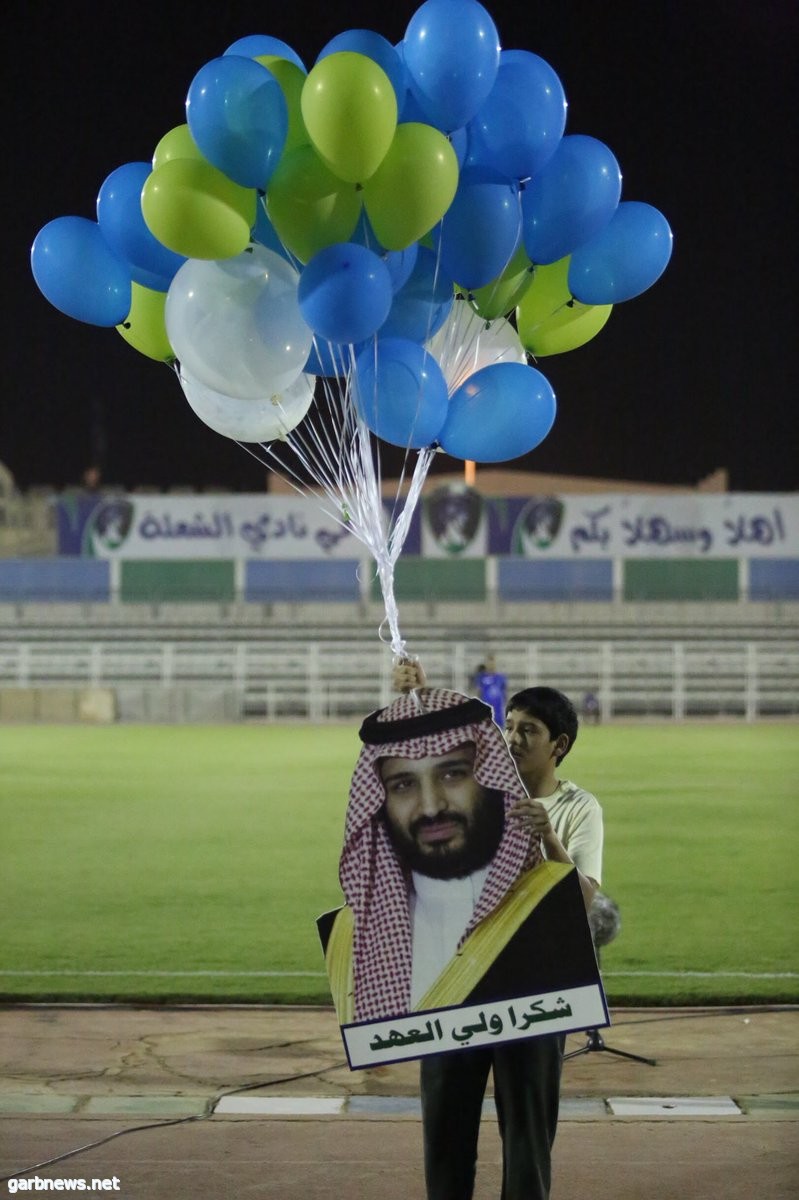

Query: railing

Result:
[1,638,797,722]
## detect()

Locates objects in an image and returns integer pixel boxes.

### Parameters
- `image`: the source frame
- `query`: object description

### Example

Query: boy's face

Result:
[504,709,563,779]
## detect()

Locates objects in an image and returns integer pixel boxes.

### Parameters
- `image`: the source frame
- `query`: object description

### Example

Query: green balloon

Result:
[458,245,535,320]
[363,123,459,251]
[523,301,612,356]
[517,258,612,356]
[516,257,571,323]
[152,124,205,170]
[141,159,256,260]
[301,51,397,184]
[266,144,362,263]
[256,57,309,154]
[116,282,174,362]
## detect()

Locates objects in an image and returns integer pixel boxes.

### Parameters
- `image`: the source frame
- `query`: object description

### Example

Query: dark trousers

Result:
[420,1035,564,1200]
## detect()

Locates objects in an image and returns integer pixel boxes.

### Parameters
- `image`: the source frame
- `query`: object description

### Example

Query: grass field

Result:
[1,722,797,1005]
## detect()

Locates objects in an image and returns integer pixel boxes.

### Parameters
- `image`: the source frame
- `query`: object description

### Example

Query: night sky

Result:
[4,0,796,493]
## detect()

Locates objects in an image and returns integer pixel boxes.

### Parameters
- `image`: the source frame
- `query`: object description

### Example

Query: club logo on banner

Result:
[422,484,487,557]
[512,496,565,553]
[84,499,136,555]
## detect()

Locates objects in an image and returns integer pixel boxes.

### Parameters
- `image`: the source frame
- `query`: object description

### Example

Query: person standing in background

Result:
[472,653,508,728]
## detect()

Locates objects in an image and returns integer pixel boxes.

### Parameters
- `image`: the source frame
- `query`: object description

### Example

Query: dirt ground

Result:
[0,1004,796,1199]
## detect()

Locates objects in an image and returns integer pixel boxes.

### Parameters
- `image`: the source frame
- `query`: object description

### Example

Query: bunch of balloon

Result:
[30,0,673,654]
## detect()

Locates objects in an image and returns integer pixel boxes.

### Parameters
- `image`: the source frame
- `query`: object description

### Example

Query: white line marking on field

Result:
[0,970,328,978]
[603,970,798,979]
[0,969,795,981]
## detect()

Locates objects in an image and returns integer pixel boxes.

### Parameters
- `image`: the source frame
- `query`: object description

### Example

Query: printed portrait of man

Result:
[319,688,604,1042]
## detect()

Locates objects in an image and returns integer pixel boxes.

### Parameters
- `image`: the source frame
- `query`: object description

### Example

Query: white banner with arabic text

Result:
[79,495,357,559]
[509,493,798,558]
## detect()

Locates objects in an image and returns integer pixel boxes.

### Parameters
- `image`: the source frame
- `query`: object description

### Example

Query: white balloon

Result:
[166,244,313,400]
[427,303,527,395]
[179,366,316,443]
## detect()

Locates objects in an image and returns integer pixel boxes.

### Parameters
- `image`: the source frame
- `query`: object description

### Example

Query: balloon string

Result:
[238,368,435,659]
[229,213,528,662]
[222,216,439,659]
[432,303,520,396]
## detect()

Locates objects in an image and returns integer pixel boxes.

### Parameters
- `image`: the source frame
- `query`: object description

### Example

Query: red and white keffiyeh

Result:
[340,688,542,1021]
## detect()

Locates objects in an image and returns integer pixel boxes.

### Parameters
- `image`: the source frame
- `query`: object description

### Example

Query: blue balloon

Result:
[398,89,469,158]
[304,338,365,376]
[384,243,419,293]
[224,35,306,72]
[186,56,288,188]
[436,166,522,290]
[403,0,500,132]
[317,30,407,103]
[350,213,419,293]
[298,243,393,343]
[252,198,294,263]
[521,134,622,265]
[448,127,470,167]
[438,362,556,462]
[379,246,454,341]
[467,50,567,181]
[398,86,430,123]
[31,216,131,327]
[354,337,449,448]
[96,162,186,292]
[567,201,674,304]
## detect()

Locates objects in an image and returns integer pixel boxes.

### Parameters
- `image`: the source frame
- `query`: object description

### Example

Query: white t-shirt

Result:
[409,866,489,1007]
[539,780,603,885]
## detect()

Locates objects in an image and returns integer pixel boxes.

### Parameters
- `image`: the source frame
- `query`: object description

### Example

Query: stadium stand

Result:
[1,496,797,721]
[1,606,797,722]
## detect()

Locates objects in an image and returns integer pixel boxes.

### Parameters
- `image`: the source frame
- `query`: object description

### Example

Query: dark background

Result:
[4,0,796,493]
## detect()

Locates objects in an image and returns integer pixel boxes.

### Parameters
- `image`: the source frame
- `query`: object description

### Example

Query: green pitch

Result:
[1,722,796,1005]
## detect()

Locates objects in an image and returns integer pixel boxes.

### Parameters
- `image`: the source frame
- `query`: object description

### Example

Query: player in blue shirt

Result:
[473,654,507,727]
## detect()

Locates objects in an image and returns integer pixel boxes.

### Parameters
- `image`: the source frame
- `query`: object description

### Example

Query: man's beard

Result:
[384,788,505,879]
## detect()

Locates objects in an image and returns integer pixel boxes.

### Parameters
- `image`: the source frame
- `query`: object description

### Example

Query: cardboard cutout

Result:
[318,689,608,1069]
